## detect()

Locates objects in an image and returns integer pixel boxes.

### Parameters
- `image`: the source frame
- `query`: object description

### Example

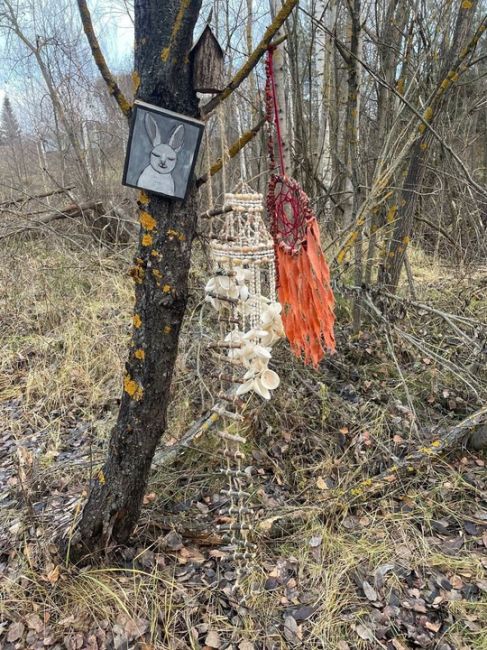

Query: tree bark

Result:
[381,1,479,290]
[69,0,202,559]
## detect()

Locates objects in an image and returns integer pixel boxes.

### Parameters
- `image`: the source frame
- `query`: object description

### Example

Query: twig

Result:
[200,0,298,116]
[152,411,222,468]
[0,186,75,209]
[0,201,103,241]
[345,403,487,505]
[76,0,132,118]
[196,117,266,186]
[198,205,233,219]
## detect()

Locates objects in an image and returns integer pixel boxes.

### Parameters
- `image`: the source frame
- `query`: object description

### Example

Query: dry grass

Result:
[0,235,486,649]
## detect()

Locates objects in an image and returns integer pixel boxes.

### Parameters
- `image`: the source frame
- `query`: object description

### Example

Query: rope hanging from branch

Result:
[265,46,336,366]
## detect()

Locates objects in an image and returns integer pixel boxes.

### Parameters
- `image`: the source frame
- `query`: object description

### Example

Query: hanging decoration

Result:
[204,186,284,597]
[205,188,284,402]
[265,46,336,367]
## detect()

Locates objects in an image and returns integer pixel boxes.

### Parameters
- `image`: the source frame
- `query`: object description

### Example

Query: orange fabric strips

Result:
[268,175,336,367]
[265,46,335,366]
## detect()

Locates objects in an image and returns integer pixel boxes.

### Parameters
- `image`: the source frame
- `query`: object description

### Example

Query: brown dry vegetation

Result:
[0,231,486,650]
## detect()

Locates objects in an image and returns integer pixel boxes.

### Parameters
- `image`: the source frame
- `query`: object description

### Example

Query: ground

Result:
[0,236,486,649]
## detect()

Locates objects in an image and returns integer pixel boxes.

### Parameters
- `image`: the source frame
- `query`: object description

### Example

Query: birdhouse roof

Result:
[191,24,224,57]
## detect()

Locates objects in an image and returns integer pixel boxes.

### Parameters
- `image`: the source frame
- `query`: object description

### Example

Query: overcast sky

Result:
[0,0,134,106]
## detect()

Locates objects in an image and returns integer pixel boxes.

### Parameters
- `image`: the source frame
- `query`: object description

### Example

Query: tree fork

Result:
[76,0,132,118]
[69,0,203,560]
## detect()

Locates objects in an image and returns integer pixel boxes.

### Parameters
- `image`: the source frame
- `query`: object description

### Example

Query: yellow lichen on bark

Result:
[142,234,153,246]
[133,314,142,328]
[166,229,185,241]
[134,349,145,360]
[129,265,145,284]
[386,205,398,223]
[140,211,157,231]
[132,70,141,92]
[160,0,191,62]
[124,375,144,400]
[396,78,405,94]
[162,284,172,293]
[163,325,172,334]
[139,191,150,205]
[440,78,450,92]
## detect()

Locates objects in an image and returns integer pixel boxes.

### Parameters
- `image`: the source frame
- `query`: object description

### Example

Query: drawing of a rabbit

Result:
[138,113,185,196]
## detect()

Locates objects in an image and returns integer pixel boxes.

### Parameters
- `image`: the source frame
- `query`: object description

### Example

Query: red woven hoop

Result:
[267,174,315,255]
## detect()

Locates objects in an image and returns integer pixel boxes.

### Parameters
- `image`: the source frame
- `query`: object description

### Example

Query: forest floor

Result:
[0,236,486,650]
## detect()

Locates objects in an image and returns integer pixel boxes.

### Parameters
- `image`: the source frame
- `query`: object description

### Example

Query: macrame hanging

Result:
[265,46,336,367]
[206,187,284,399]
[204,185,284,597]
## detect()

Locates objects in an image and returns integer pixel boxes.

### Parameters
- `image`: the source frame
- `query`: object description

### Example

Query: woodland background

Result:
[0,0,486,649]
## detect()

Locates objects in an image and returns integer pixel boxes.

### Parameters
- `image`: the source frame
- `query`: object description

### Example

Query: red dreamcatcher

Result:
[265,46,336,367]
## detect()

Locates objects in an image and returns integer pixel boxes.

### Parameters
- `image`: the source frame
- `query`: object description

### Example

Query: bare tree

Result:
[70,0,298,557]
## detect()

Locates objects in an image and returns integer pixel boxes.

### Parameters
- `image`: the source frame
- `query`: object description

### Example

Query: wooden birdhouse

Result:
[191,25,224,94]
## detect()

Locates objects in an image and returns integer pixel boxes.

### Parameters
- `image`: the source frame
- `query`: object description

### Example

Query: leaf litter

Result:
[0,245,486,648]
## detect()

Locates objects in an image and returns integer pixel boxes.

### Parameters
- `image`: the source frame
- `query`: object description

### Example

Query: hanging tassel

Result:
[267,175,335,367]
[265,46,335,367]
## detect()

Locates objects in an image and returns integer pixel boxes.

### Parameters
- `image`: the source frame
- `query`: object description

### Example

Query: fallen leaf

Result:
[46,565,60,584]
[25,613,43,633]
[424,620,442,633]
[143,492,156,504]
[264,577,279,591]
[125,618,148,640]
[362,430,372,446]
[316,476,327,490]
[238,642,255,650]
[290,605,317,621]
[258,516,280,532]
[205,630,221,648]
[362,580,378,602]
[161,530,183,551]
[7,621,25,643]
[354,624,374,641]
[283,615,301,645]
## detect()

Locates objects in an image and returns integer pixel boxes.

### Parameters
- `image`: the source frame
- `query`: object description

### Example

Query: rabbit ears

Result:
[144,113,185,152]
[169,124,185,152]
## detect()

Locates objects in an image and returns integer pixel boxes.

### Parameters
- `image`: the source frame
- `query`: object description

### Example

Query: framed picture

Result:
[122,100,205,201]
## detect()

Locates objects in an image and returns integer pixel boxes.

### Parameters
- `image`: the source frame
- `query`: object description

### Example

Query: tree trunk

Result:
[381,1,478,290]
[364,0,410,285]
[70,0,202,559]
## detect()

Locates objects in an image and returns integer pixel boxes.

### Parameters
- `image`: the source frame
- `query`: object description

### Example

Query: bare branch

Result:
[196,116,266,186]
[76,0,132,118]
[200,0,298,116]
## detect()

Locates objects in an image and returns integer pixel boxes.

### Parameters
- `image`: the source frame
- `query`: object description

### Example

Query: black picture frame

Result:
[122,100,205,202]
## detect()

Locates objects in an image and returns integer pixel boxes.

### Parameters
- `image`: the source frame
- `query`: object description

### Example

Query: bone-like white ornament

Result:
[236,367,280,400]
